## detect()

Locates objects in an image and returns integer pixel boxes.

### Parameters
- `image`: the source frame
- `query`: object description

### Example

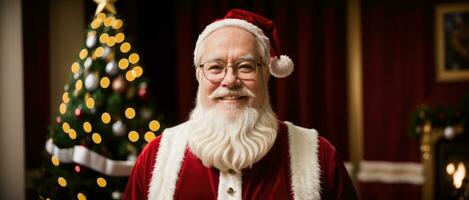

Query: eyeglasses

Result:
[199,59,262,83]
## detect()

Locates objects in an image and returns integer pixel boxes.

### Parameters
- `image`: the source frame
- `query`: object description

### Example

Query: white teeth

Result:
[222,96,240,100]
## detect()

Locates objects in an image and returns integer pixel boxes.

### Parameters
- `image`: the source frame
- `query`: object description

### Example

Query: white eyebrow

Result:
[202,54,257,63]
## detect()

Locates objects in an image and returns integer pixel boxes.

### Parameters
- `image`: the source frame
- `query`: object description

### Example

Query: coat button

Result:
[227,187,234,195]
[228,169,235,174]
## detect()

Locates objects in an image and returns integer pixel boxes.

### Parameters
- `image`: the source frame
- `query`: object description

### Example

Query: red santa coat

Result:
[123,121,357,200]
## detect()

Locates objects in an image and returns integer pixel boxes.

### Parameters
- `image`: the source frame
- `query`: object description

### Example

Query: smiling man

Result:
[123,9,357,200]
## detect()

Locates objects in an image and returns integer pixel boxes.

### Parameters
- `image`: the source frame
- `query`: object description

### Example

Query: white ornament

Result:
[84,74,98,91]
[102,47,112,59]
[112,191,122,200]
[64,84,69,91]
[127,154,137,161]
[73,72,81,80]
[84,57,92,69]
[444,126,455,139]
[105,60,119,76]
[112,120,126,137]
[86,34,97,48]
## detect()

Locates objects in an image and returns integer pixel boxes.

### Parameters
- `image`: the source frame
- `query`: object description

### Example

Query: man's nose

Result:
[221,67,239,88]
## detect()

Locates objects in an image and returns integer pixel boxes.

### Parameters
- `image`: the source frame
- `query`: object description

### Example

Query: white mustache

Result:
[208,87,256,99]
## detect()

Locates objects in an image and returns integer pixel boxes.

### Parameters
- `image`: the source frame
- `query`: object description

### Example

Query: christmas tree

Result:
[37,1,163,199]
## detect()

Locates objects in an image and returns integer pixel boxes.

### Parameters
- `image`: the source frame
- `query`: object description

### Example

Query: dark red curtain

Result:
[360,0,469,199]
[172,0,350,160]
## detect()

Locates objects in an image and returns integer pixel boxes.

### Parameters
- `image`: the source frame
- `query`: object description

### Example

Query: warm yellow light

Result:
[106,36,116,47]
[133,66,143,77]
[128,53,139,64]
[101,112,111,124]
[118,58,129,69]
[77,193,87,200]
[59,103,67,114]
[62,122,70,133]
[94,47,104,57]
[125,107,136,119]
[115,33,125,43]
[104,16,114,27]
[68,129,77,139]
[149,120,160,132]
[99,33,109,43]
[447,163,456,175]
[100,77,110,88]
[91,19,101,29]
[97,177,107,187]
[79,49,88,60]
[128,131,139,142]
[453,162,466,189]
[92,133,102,144]
[120,42,131,53]
[125,70,136,82]
[75,80,83,91]
[97,13,106,21]
[51,155,60,166]
[83,122,92,133]
[144,131,156,142]
[62,92,70,103]
[58,177,67,187]
[112,19,123,29]
[71,62,80,73]
[85,97,95,109]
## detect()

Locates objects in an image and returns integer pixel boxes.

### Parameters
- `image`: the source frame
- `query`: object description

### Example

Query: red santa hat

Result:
[193,9,294,78]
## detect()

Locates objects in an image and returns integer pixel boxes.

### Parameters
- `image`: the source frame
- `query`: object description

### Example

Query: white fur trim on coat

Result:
[285,121,321,200]
[148,122,191,200]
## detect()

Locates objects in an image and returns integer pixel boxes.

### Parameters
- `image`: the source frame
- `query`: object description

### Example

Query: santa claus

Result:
[123,9,357,200]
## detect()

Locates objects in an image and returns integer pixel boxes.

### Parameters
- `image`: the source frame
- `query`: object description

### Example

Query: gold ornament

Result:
[128,131,139,142]
[115,33,125,43]
[71,62,80,73]
[104,16,114,27]
[58,177,67,187]
[101,112,111,124]
[118,58,129,70]
[59,103,67,114]
[99,33,109,43]
[97,13,106,22]
[100,77,110,88]
[62,122,70,133]
[125,107,136,119]
[68,129,77,139]
[125,70,136,82]
[51,155,60,166]
[86,97,95,109]
[128,53,139,64]
[149,120,160,131]
[133,66,143,77]
[112,19,123,29]
[62,92,70,103]
[94,47,105,57]
[96,177,107,187]
[79,49,88,60]
[91,19,101,29]
[120,42,131,53]
[106,36,116,47]
[144,131,156,142]
[83,122,92,133]
[77,193,87,200]
[92,133,102,144]
[94,0,117,15]
[75,80,83,92]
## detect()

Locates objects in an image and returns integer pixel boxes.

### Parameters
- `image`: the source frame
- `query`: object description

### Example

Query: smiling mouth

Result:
[217,95,248,101]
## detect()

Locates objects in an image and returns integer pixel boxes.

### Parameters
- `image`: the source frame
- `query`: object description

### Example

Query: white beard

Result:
[187,87,278,172]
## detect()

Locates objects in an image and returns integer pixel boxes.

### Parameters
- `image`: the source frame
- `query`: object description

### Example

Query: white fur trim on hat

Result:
[194,18,294,78]
[270,55,294,78]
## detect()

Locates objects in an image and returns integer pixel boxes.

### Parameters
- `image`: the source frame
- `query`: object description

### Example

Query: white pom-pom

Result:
[269,55,294,78]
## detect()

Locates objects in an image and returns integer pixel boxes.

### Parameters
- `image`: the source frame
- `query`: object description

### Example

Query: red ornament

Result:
[56,116,62,124]
[75,108,83,118]
[138,86,149,101]
[74,165,81,173]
